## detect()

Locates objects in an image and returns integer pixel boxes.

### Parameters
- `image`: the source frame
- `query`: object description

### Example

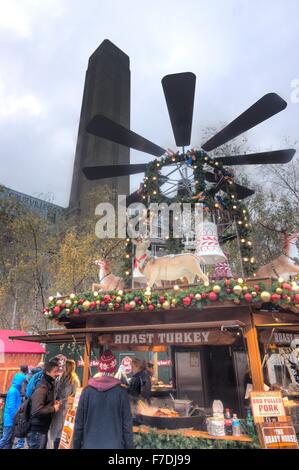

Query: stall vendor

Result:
[127,358,152,407]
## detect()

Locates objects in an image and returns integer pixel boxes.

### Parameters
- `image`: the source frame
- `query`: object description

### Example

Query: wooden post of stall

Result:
[82,333,92,387]
[244,322,264,391]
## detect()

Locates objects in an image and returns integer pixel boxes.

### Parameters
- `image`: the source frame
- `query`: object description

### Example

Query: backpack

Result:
[12,398,32,438]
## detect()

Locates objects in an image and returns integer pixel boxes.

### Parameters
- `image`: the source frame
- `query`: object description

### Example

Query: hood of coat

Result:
[88,375,121,392]
[11,372,26,390]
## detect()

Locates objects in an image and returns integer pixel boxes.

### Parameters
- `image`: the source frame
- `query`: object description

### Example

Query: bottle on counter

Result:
[232,413,241,436]
[224,408,233,435]
[246,407,255,437]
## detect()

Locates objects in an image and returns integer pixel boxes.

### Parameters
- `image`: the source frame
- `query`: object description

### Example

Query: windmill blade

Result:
[212,148,296,166]
[202,93,287,151]
[82,163,147,181]
[86,114,165,157]
[204,171,255,199]
[162,72,196,147]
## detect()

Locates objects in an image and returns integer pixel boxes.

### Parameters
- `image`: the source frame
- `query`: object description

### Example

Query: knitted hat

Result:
[98,350,117,376]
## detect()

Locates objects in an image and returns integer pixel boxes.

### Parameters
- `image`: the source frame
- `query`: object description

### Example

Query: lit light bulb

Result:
[241,238,245,243]
[153,190,157,195]
[233,205,237,209]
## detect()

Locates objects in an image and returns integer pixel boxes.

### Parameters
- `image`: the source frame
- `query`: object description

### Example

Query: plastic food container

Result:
[206,417,225,436]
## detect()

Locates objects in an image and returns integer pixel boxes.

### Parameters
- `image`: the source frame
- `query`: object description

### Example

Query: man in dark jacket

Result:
[73,350,134,449]
[27,359,61,449]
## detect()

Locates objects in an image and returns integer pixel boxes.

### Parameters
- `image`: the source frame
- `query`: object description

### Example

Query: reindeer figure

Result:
[132,237,209,287]
[92,258,124,292]
[256,231,299,279]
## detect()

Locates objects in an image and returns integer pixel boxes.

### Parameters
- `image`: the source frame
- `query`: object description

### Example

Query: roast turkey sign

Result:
[98,330,236,347]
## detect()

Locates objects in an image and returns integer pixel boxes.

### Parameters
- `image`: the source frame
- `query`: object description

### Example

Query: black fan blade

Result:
[86,114,165,157]
[204,171,255,199]
[202,93,287,151]
[83,163,147,181]
[162,72,196,147]
[212,149,296,166]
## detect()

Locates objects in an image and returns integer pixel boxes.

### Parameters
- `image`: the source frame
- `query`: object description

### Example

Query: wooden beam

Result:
[82,333,92,387]
[244,324,264,391]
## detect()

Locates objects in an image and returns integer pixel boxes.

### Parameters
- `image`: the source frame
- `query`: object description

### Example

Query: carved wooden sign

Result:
[98,330,236,347]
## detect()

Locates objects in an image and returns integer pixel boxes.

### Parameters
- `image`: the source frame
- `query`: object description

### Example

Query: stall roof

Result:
[9,320,246,344]
[0,330,46,353]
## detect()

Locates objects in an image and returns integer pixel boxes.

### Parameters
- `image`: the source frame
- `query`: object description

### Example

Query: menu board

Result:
[59,388,82,450]
[250,391,286,424]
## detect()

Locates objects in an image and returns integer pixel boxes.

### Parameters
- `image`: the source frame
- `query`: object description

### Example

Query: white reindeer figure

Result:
[132,237,209,287]
[256,231,299,279]
[92,259,124,292]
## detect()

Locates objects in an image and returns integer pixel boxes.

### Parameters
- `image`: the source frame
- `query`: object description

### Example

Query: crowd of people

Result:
[0,351,154,449]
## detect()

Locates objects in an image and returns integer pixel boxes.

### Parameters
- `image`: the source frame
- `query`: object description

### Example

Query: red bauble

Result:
[53,306,60,315]
[89,301,96,310]
[183,297,192,306]
[138,300,142,305]
[61,304,66,309]
[43,308,49,313]
[254,285,260,292]
[201,293,207,299]
[226,289,232,294]
[293,294,299,303]
[148,304,155,311]
[271,293,281,303]
[225,279,231,286]
[244,293,253,303]
[101,301,106,306]
[208,292,218,302]
[282,294,289,300]
[79,299,84,305]
[134,296,140,303]
[282,283,292,291]
[73,308,80,315]
[115,303,120,309]
[159,296,165,303]
[189,293,195,299]
[124,303,131,311]
[104,294,111,303]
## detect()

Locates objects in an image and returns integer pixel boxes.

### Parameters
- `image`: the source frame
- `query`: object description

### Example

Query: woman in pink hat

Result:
[73,350,134,449]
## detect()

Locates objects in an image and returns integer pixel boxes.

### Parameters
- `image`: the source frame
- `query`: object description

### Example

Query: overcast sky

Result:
[0,0,298,207]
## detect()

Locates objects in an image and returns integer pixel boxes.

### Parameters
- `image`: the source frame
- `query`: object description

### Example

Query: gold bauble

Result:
[252,291,257,298]
[233,285,242,296]
[93,291,99,297]
[96,300,101,305]
[129,301,136,309]
[82,300,91,311]
[242,286,248,293]
[157,303,162,309]
[237,278,244,285]
[171,298,177,305]
[65,299,72,307]
[140,305,145,310]
[49,296,54,302]
[144,291,152,298]
[173,285,180,291]
[278,277,285,284]
[108,303,114,309]
[65,309,70,314]
[213,285,221,294]
[260,291,271,302]
[204,281,210,287]
[56,299,63,306]
[70,293,76,299]
[276,287,283,295]
[195,293,202,301]
[116,296,122,303]
[163,300,171,310]
[118,290,124,296]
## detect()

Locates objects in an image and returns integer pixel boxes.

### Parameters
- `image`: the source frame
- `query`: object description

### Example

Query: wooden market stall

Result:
[0,329,46,394]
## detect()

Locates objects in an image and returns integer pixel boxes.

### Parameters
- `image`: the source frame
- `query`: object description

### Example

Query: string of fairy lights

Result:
[122,149,257,284]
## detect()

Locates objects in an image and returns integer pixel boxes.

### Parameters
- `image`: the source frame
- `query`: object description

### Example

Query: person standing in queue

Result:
[73,350,134,449]
[27,358,61,449]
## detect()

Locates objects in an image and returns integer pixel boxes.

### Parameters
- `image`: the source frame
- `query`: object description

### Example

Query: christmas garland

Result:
[44,278,299,322]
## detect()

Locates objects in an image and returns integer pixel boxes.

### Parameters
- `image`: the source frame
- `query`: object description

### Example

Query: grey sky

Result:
[0,0,298,207]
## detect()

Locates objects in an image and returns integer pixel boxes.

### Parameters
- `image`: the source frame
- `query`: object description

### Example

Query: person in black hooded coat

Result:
[73,350,134,449]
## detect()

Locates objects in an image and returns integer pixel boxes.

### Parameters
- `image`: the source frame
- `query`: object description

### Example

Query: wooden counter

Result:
[133,425,253,442]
